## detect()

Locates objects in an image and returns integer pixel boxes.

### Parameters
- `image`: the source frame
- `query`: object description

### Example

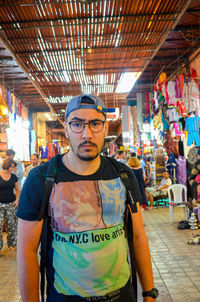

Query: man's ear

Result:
[64,122,69,139]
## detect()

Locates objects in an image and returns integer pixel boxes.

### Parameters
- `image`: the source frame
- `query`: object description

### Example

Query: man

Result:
[17,94,158,302]
[188,149,200,198]
[146,170,172,210]
[116,150,126,163]
[0,149,24,189]
[25,153,40,177]
[138,155,146,172]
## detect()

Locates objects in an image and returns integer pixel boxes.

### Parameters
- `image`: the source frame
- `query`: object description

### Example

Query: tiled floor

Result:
[0,207,200,302]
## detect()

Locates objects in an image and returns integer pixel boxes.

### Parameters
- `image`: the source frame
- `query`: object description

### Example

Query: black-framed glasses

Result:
[68,119,105,133]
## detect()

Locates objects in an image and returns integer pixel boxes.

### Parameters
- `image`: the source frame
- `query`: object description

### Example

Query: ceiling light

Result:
[77,0,94,4]
[63,71,70,82]
[116,72,141,93]
[100,74,104,85]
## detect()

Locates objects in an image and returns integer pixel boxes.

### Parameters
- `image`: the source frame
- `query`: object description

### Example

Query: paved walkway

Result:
[0,207,200,302]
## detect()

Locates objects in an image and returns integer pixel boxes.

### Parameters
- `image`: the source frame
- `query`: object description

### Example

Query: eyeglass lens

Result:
[69,120,105,133]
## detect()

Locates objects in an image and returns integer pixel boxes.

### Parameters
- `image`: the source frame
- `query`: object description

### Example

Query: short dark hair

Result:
[2,159,17,170]
[117,150,124,155]
[163,170,169,174]
[31,153,39,159]
[131,152,136,157]
[6,149,15,156]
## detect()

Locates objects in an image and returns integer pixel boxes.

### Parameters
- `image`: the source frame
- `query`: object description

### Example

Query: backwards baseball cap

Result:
[65,94,107,120]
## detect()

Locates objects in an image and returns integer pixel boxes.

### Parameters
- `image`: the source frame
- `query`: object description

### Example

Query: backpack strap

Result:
[37,154,62,302]
[37,154,62,221]
[106,157,137,213]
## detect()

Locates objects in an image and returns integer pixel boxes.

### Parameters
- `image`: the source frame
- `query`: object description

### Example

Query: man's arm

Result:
[17,218,43,302]
[157,184,169,191]
[131,203,155,302]
[17,162,25,180]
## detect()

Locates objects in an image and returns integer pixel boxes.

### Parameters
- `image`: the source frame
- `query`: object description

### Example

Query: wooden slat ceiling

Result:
[0,0,198,124]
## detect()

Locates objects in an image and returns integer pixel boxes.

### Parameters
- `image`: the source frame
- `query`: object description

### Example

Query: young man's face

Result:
[65,108,108,161]
[163,172,169,179]
[31,155,38,166]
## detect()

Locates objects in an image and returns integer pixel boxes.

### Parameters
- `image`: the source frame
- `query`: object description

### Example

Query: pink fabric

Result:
[196,174,200,184]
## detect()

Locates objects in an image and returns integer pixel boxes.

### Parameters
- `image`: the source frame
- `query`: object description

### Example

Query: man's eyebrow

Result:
[70,117,85,122]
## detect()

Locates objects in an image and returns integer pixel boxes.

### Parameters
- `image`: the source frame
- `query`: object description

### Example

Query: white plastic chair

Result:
[167,184,189,223]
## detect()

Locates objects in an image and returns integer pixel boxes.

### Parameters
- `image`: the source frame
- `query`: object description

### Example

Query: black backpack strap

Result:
[38,154,62,302]
[107,157,137,213]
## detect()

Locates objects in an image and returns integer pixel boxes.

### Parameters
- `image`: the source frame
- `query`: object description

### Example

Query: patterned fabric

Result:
[0,203,17,250]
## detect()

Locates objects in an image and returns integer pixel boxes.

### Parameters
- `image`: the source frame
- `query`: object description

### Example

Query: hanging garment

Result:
[161,111,169,130]
[166,152,177,183]
[185,116,200,147]
[182,82,190,112]
[39,146,49,159]
[177,100,187,117]
[173,122,182,136]
[178,140,184,156]
[167,81,176,105]
[166,108,179,122]
[163,130,179,157]
[175,156,187,185]
[178,74,184,98]
[189,80,200,113]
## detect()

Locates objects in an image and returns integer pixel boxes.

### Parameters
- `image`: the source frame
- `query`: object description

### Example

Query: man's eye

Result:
[72,122,82,127]
[91,121,101,127]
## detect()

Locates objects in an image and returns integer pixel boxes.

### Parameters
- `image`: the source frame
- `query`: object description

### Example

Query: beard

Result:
[77,152,99,161]
[69,139,103,161]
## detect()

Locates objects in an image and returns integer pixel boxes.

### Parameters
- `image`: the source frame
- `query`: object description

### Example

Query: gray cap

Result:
[65,94,106,120]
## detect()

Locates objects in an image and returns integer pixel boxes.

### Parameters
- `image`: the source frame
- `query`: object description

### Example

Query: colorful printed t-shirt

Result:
[17,155,141,301]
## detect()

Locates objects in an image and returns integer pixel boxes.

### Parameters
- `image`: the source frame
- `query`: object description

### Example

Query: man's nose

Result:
[82,123,93,139]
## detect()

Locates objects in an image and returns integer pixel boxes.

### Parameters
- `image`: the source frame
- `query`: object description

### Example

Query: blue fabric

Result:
[161,111,169,130]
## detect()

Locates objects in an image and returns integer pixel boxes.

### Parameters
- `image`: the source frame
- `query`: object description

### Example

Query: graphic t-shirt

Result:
[17,155,141,301]
[0,173,18,203]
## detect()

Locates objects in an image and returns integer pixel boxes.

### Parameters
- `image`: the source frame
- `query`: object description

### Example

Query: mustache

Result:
[78,140,97,148]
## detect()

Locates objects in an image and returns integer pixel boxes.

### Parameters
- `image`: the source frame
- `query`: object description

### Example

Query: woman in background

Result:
[0,159,20,253]
[128,157,148,210]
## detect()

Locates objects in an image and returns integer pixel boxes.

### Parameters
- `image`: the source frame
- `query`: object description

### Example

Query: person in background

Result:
[131,152,137,157]
[138,155,146,172]
[128,157,147,210]
[188,149,200,199]
[146,170,172,210]
[0,159,20,253]
[0,149,25,190]
[145,157,152,187]
[17,94,158,302]
[25,154,40,177]
[116,150,126,164]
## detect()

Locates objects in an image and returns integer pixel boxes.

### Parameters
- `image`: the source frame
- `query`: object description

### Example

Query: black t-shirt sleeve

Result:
[12,174,18,183]
[16,163,48,221]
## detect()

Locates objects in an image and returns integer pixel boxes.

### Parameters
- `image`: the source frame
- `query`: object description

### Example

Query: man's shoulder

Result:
[102,156,134,175]
[28,161,49,180]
